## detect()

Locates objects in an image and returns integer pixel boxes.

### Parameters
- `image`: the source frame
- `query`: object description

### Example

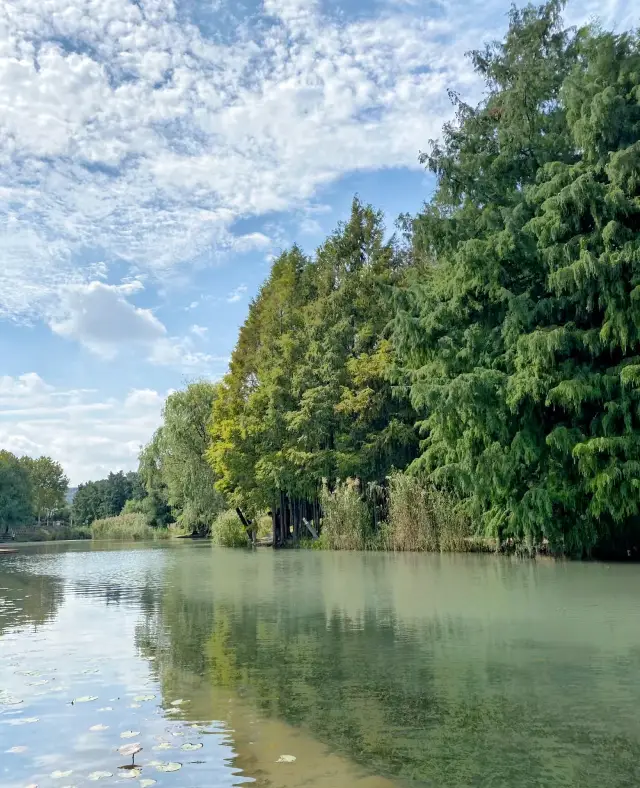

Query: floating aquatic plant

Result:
[118,768,141,779]
[181,743,202,751]
[88,771,112,780]
[276,755,296,763]
[154,762,182,772]
[89,724,109,732]
[72,696,98,704]
[51,770,73,779]
[120,730,140,739]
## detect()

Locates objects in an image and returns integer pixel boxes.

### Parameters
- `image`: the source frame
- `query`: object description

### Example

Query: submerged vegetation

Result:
[3,3,640,558]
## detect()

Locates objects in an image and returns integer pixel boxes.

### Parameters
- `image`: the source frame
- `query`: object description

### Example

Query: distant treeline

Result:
[0,451,69,535]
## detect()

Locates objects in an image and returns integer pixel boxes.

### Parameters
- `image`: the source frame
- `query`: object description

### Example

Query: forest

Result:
[2,2,639,557]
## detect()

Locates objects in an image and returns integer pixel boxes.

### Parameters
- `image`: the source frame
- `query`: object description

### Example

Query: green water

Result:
[1,543,640,788]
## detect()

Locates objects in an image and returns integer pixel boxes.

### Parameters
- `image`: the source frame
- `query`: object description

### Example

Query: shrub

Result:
[320,479,373,550]
[91,513,168,541]
[211,510,249,548]
[386,472,470,552]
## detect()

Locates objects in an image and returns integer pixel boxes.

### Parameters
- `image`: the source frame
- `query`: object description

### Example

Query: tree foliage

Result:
[393,1,640,555]
[18,456,69,524]
[0,450,32,535]
[72,471,142,527]
[137,381,224,534]
[208,198,419,514]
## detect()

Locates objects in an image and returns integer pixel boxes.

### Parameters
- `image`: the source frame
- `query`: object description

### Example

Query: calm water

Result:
[1,543,640,788]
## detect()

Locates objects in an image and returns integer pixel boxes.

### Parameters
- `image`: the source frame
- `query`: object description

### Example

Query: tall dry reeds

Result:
[385,472,470,552]
[319,478,373,550]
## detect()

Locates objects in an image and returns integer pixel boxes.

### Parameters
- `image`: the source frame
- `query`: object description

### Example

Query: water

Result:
[1,543,640,788]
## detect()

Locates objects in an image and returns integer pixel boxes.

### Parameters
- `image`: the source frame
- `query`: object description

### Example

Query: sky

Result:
[0,0,636,485]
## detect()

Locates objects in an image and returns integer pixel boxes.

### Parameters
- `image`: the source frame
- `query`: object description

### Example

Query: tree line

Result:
[0,451,69,534]
[201,2,640,557]
[4,3,639,556]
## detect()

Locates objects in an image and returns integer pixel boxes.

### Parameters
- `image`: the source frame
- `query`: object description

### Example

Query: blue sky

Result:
[0,0,636,484]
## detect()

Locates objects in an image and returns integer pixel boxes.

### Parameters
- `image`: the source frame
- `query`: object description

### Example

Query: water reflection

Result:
[0,560,64,636]
[139,549,640,788]
[2,544,640,788]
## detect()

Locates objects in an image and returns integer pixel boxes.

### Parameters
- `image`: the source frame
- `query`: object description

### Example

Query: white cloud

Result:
[50,281,166,360]
[48,279,218,371]
[0,376,168,484]
[1,0,631,322]
[227,285,248,304]
[190,324,208,338]
[148,336,224,369]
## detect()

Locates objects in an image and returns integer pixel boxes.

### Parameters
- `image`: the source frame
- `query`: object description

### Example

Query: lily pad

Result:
[164,708,180,715]
[27,680,48,686]
[73,696,98,704]
[139,781,157,788]
[154,762,182,772]
[89,724,109,732]
[181,742,203,751]
[97,707,113,712]
[276,754,297,763]
[152,742,172,751]
[120,730,140,739]
[129,703,142,709]
[88,771,113,780]
[118,769,141,779]
[170,699,187,706]
[51,770,73,779]
[133,694,155,702]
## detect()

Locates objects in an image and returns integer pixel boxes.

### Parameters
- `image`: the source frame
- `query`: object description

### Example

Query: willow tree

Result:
[394,1,640,555]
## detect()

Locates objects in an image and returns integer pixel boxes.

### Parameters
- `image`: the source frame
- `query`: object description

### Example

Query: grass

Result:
[4,525,92,542]
[211,510,250,548]
[385,472,471,552]
[91,513,169,541]
[320,479,375,550]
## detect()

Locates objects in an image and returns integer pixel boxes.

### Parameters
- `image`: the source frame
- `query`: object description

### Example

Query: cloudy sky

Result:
[0,0,636,484]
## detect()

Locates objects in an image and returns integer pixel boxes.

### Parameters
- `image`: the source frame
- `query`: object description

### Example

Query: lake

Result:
[1,543,640,788]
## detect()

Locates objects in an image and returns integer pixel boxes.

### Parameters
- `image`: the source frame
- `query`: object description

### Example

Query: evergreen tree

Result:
[393,2,640,555]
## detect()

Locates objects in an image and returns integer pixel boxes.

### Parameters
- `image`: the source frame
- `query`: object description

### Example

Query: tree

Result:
[0,450,32,535]
[71,470,141,527]
[393,2,640,555]
[208,198,418,517]
[20,456,69,525]
[139,382,224,535]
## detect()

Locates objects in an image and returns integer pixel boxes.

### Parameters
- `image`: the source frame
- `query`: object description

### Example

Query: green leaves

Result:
[208,199,418,512]
[394,5,640,556]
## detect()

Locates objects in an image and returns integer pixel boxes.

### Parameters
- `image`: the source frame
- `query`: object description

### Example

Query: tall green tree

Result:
[160,381,225,534]
[0,450,32,535]
[20,456,69,525]
[137,382,224,534]
[393,2,640,555]
[209,198,418,514]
